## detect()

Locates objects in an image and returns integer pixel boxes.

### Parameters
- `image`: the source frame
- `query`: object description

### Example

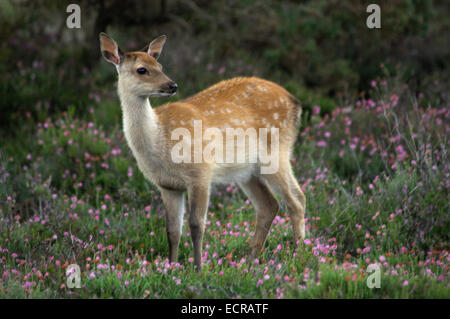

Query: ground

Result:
[0,78,448,298]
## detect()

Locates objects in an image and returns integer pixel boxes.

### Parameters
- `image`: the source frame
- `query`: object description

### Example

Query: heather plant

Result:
[0,0,448,299]
[0,76,448,298]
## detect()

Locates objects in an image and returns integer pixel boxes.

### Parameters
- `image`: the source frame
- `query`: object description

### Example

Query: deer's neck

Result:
[118,90,160,153]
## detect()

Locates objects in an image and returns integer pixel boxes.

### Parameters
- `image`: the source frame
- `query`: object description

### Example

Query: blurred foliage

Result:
[0,1,448,298]
[0,0,449,134]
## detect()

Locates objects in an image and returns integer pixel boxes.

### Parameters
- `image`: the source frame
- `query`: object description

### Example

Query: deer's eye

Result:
[137,67,147,75]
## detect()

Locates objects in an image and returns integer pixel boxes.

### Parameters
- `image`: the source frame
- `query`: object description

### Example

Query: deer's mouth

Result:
[159,81,178,95]
[157,91,176,96]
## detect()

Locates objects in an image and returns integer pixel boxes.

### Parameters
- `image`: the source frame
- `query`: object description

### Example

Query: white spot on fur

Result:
[273,113,279,120]
[257,85,267,92]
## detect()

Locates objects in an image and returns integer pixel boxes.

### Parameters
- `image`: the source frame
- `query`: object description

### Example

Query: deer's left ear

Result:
[99,33,123,66]
[144,35,167,60]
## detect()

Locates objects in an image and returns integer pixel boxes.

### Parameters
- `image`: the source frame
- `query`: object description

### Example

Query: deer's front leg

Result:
[187,184,210,271]
[160,188,185,263]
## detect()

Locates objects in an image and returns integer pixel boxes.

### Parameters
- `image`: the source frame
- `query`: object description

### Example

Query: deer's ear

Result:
[99,33,123,65]
[146,35,167,60]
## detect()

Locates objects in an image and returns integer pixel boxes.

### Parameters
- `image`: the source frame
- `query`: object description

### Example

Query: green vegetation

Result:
[0,0,448,298]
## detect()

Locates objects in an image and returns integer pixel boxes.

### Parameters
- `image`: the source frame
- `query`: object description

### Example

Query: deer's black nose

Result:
[168,82,178,92]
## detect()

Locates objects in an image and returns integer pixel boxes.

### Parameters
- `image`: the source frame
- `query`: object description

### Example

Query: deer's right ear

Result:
[99,33,123,66]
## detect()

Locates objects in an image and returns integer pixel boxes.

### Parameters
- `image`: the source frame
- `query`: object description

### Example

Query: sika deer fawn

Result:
[99,33,306,270]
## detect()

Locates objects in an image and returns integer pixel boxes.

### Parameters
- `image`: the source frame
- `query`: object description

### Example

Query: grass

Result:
[0,77,448,299]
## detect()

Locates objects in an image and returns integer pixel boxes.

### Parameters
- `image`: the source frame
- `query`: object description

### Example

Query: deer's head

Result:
[99,33,177,98]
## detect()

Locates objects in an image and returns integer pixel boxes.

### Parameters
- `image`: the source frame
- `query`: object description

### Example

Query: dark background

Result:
[1,0,448,133]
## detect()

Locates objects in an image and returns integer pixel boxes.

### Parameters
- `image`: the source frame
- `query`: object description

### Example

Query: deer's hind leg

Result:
[238,175,279,257]
[261,161,306,244]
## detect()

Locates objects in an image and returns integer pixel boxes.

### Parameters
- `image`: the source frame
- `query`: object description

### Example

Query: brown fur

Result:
[100,33,306,271]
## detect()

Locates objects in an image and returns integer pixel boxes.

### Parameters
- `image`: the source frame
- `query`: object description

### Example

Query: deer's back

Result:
[155,77,302,144]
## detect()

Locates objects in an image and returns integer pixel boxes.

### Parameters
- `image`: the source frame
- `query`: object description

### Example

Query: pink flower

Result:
[402,280,408,286]
[356,187,363,196]
[312,105,321,115]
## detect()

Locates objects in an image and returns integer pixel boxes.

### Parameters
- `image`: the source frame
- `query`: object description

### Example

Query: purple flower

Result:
[316,140,327,147]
